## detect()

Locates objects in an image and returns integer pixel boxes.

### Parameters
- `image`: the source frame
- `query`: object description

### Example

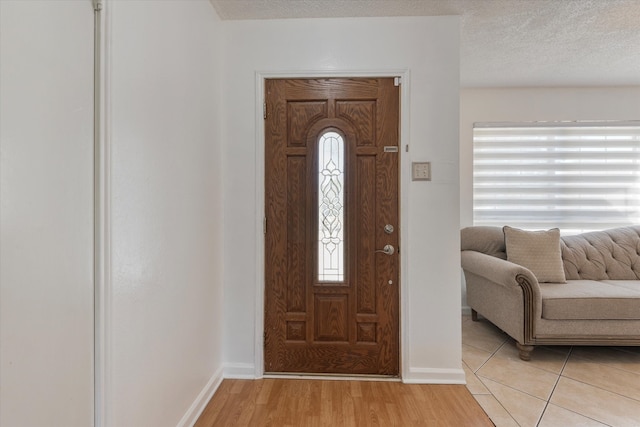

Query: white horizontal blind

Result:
[473,122,640,234]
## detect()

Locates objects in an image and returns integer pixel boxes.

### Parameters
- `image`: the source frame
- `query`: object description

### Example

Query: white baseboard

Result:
[223,362,257,379]
[221,363,468,384]
[402,367,466,384]
[176,367,224,427]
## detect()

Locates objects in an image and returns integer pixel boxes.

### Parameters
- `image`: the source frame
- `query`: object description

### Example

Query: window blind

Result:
[473,122,640,234]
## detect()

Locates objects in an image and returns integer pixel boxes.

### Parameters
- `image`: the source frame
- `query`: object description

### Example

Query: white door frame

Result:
[253,70,412,379]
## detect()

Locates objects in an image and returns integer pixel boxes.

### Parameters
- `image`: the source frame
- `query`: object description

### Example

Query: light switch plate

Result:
[412,162,431,181]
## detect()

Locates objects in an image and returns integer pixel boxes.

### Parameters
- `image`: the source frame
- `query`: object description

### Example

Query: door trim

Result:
[253,69,411,379]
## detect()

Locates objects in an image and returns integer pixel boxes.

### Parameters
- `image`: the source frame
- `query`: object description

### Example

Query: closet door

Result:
[0,1,94,426]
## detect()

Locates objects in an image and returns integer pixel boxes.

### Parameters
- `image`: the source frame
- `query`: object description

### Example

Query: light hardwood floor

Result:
[195,378,493,426]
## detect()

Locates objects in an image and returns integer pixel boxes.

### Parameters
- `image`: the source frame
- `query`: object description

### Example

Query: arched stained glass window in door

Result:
[317,131,345,282]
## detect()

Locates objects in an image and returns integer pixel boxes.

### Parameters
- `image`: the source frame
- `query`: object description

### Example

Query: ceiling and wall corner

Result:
[210,0,640,88]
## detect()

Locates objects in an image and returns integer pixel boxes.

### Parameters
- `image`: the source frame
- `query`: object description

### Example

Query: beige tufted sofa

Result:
[461,225,640,360]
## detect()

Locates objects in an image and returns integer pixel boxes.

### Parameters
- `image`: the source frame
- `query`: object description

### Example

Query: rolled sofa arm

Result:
[461,250,539,289]
[462,250,542,345]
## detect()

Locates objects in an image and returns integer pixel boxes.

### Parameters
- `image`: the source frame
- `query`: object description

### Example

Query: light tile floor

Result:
[462,314,640,427]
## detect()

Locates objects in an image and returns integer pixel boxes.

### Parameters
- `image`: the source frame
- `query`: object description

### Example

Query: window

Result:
[318,131,345,281]
[473,122,640,234]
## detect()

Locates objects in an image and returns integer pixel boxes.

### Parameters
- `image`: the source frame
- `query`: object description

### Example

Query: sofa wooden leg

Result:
[516,343,534,361]
[471,309,478,322]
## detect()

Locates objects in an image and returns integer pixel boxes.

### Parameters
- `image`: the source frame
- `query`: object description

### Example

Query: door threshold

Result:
[263,373,401,382]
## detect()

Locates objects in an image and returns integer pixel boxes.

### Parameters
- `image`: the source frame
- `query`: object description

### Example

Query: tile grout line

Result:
[464,316,639,426]
[535,346,573,426]
[563,347,640,404]
[472,339,572,425]
[464,320,557,426]
[475,340,523,427]
[569,348,640,379]
[475,339,509,373]
[537,348,617,427]
[463,325,519,426]
[462,320,510,372]
[559,374,640,405]
[475,374,522,427]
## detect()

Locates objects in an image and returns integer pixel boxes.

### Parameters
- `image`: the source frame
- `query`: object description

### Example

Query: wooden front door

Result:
[264,78,400,375]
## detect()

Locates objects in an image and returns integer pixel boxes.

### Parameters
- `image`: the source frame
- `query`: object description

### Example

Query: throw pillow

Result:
[503,226,566,283]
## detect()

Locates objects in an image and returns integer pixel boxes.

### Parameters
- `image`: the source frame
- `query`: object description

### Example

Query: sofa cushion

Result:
[540,280,640,320]
[561,226,640,280]
[504,226,566,283]
[460,226,506,259]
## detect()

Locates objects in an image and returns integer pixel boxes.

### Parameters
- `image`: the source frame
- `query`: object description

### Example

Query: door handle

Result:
[375,244,395,255]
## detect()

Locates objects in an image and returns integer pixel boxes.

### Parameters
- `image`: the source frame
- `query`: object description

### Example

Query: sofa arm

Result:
[461,250,539,289]
[462,250,542,346]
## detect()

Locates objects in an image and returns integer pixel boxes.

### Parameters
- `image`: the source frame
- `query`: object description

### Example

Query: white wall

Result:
[221,16,463,383]
[460,87,640,305]
[0,1,94,426]
[105,1,224,426]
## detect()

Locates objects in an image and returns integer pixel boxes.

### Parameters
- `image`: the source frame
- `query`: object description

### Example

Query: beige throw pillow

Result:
[503,226,566,283]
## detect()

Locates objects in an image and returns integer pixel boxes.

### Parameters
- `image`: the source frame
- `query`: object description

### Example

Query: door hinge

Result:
[394,77,401,86]
[93,0,103,11]
[263,102,267,120]
[263,217,267,234]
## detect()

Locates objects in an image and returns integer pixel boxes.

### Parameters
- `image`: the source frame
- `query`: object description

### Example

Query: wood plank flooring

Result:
[195,379,494,426]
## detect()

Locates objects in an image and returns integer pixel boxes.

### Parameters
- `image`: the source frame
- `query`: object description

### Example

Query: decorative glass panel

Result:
[318,131,345,282]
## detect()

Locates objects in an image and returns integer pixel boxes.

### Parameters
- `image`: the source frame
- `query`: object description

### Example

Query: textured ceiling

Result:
[210,0,640,87]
